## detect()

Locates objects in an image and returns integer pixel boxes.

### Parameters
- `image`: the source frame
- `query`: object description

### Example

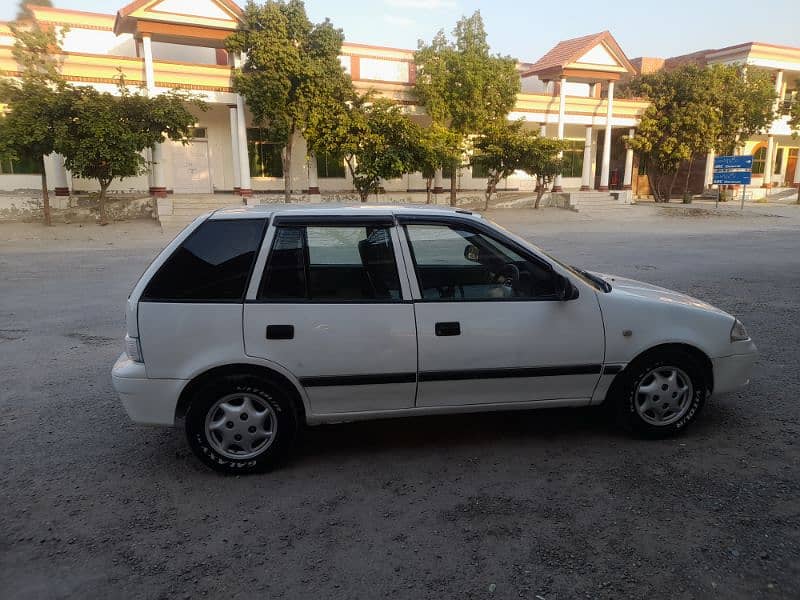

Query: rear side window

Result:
[142,218,267,302]
[258,225,402,301]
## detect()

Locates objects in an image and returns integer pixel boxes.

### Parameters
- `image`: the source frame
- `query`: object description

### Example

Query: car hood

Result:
[589,272,732,317]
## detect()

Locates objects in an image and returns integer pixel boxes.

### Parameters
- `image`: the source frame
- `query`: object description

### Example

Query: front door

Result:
[243,216,417,417]
[172,140,212,194]
[786,149,798,187]
[399,218,605,407]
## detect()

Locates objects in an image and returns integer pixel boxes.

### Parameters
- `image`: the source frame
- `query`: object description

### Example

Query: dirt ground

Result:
[1,203,799,599]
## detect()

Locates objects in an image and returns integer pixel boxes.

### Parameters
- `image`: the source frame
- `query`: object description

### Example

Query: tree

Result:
[471,121,530,209]
[412,124,460,204]
[415,11,520,206]
[308,95,418,202]
[226,0,352,202]
[15,0,52,22]
[521,137,568,209]
[0,23,64,225]
[622,64,776,201]
[53,82,202,224]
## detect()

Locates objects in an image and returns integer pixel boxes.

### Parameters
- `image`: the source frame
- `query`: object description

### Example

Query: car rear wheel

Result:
[185,374,298,473]
[613,349,707,438]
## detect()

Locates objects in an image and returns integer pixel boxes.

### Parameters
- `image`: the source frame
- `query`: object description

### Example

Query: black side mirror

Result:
[554,274,578,301]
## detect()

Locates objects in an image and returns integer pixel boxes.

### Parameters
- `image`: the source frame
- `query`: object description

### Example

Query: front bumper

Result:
[111,353,186,426]
[711,346,758,396]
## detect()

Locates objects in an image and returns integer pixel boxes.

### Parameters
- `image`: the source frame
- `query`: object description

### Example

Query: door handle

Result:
[435,321,461,336]
[266,325,294,340]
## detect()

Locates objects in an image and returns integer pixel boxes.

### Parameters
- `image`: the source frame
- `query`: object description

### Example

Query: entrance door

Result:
[786,149,798,187]
[172,140,212,193]
[399,218,605,408]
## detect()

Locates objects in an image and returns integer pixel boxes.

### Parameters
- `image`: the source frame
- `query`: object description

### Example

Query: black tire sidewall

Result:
[618,352,706,437]
[185,375,297,473]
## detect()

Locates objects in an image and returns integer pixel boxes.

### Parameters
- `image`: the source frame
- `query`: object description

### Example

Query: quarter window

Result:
[259,225,402,301]
[405,224,558,301]
[142,218,267,302]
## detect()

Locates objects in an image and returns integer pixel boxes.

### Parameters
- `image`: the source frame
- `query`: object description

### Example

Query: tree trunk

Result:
[647,172,659,202]
[683,156,694,195]
[282,135,293,204]
[449,172,457,207]
[666,171,679,202]
[98,180,110,225]
[425,176,432,204]
[483,176,497,211]
[360,189,369,203]
[39,156,51,226]
[534,176,546,209]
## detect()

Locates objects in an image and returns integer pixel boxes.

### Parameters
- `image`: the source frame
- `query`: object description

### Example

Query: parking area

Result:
[1,204,799,599]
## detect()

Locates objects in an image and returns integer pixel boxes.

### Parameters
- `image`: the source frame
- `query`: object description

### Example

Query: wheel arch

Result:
[175,363,308,425]
[606,342,714,402]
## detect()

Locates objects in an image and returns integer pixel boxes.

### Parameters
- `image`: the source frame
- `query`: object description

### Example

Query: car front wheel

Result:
[613,349,708,438]
[185,374,298,473]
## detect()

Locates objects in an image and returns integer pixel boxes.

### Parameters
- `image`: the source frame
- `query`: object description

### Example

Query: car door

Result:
[243,215,418,417]
[397,215,605,408]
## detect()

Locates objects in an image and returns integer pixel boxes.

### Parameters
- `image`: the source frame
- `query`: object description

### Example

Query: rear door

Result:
[243,215,418,417]
[398,216,605,407]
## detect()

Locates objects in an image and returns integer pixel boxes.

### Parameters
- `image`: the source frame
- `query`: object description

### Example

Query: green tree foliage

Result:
[412,124,460,203]
[53,82,202,224]
[471,121,568,209]
[308,95,418,202]
[622,64,775,201]
[16,0,52,22]
[0,23,64,225]
[227,0,352,202]
[415,11,520,205]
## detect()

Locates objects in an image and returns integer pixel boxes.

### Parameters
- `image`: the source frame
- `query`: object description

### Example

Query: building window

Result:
[0,153,41,175]
[187,127,207,139]
[752,146,766,175]
[561,140,584,178]
[316,151,346,178]
[774,148,783,174]
[471,157,490,179]
[246,129,283,178]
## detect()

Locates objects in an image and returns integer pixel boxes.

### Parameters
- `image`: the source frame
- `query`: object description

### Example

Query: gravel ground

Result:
[1,206,799,600]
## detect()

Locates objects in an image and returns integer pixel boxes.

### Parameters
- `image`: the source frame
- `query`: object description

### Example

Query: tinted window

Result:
[259,225,402,301]
[405,224,557,301]
[142,218,266,302]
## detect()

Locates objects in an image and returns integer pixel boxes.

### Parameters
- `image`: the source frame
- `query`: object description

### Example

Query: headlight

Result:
[125,334,144,363]
[730,319,750,342]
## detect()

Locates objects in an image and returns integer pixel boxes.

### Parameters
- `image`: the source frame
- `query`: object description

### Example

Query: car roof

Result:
[207,203,481,221]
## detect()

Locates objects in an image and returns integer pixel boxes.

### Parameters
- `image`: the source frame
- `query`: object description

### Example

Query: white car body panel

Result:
[112,205,758,428]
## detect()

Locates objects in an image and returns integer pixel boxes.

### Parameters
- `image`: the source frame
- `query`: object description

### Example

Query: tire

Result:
[612,349,708,438]
[185,374,299,474]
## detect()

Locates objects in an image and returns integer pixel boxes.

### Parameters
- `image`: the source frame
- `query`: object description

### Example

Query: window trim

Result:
[398,215,563,303]
[251,220,409,304]
[140,217,269,304]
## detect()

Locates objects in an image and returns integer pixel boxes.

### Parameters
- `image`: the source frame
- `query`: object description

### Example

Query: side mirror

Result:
[554,274,578,301]
[464,244,481,263]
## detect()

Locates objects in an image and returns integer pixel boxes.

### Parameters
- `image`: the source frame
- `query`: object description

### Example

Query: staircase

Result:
[567,191,634,213]
[157,195,246,233]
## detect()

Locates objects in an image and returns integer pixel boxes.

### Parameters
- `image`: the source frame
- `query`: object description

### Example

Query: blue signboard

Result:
[713,155,753,185]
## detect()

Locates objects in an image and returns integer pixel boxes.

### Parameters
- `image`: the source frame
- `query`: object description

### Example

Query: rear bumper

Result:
[111,354,185,426]
[711,350,757,396]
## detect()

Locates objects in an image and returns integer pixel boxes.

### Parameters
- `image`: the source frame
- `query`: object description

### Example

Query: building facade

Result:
[1,0,797,199]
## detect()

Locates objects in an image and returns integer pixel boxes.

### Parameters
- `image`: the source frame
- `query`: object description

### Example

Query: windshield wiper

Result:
[573,267,612,293]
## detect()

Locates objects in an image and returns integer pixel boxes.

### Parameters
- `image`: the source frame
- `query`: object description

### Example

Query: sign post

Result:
[712,155,753,210]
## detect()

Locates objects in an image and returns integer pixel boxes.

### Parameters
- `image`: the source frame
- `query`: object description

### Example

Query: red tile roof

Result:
[524,31,635,78]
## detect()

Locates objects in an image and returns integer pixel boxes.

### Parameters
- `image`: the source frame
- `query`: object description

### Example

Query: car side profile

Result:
[112,205,757,473]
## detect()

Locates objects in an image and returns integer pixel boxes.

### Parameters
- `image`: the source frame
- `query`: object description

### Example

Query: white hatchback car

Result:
[112,205,757,473]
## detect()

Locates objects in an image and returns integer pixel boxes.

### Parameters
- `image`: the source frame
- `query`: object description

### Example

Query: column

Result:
[762,136,775,188]
[539,123,547,137]
[50,153,70,196]
[774,70,784,112]
[598,80,614,191]
[235,93,252,196]
[704,149,715,188]
[433,168,443,194]
[149,142,167,197]
[552,77,567,192]
[622,128,635,190]
[307,151,320,195]
[227,105,241,193]
[141,34,155,93]
[580,126,593,191]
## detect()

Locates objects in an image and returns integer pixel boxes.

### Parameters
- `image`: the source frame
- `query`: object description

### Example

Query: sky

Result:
[3,0,800,61]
